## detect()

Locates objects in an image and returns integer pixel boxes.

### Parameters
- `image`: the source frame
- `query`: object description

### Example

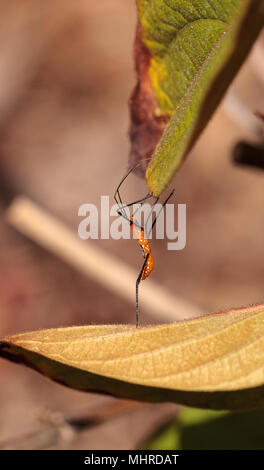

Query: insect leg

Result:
[116,209,142,230]
[114,159,153,220]
[119,193,152,214]
[114,164,145,215]
[146,189,175,238]
[145,196,159,238]
[116,194,152,230]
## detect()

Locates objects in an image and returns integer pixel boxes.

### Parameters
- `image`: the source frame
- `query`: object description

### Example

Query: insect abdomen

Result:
[141,251,154,280]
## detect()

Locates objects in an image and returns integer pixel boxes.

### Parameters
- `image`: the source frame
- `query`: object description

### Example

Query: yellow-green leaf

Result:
[1,304,264,410]
[133,0,264,196]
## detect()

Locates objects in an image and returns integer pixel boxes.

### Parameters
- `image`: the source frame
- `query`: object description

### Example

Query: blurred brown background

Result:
[0,0,263,449]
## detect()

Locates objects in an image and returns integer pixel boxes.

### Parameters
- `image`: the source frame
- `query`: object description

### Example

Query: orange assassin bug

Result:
[114,161,174,327]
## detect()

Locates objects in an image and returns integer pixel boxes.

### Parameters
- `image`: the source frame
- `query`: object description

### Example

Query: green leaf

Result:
[180,408,264,449]
[133,0,264,196]
[1,304,264,411]
[145,421,181,450]
[146,407,264,450]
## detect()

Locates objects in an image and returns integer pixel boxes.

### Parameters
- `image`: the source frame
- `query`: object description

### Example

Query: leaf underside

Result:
[130,0,264,195]
[1,303,264,410]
